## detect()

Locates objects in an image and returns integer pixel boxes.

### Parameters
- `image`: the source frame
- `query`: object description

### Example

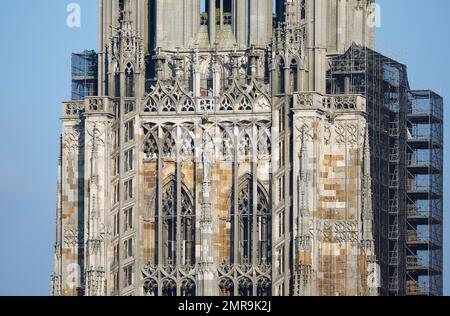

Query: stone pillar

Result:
[208,0,216,47]
[83,107,111,296]
[197,130,218,296]
[192,48,201,97]
[212,52,221,97]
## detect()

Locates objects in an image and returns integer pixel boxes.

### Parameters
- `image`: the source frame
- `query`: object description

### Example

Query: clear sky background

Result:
[0,0,448,296]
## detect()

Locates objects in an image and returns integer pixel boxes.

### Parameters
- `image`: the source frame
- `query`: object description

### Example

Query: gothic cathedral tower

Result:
[53,0,382,296]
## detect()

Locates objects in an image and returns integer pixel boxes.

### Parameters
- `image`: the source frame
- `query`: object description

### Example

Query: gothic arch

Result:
[237,124,255,160]
[161,96,177,112]
[256,277,272,296]
[124,62,135,97]
[161,125,177,159]
[219,94,234,111]
[257,125,272,160]
[219,123,235,161]
[219,278,234,296]
[161,278,177,296]
[180,277,196,296]
[144,278,158,296]
[290,57,300,92]
[237,277,253,296]
[237,95,253,111]
[143,126,160,160]
[232,176,272,267]
[160,178,196,268]
[178,125,196,162]
[144,96,158,113]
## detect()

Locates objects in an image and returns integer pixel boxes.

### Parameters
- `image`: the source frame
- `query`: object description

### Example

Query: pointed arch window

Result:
[234,180,271,266]
[181,190,195,266]
[238,182,252,264]
[290,59,299,92]
[125,62,135,97]
[301,0,306,20]
[161,181,196,267]
[278,59,285,94]
[162,182,176,266]
[257,189,271,265]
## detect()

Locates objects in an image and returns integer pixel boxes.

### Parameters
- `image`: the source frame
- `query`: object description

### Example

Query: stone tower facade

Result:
[52,0,387,296]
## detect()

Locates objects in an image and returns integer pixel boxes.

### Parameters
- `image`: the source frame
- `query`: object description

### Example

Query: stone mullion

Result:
[233,123,239,296]
[251,124,258,296]
[176,127,182,294]
[157,125,163,297]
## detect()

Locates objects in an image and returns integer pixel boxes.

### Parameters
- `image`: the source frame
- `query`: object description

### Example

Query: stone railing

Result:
[61,100,85,119]
[61,97,117,119]
[293,92,366,113]
[85,97,115,115]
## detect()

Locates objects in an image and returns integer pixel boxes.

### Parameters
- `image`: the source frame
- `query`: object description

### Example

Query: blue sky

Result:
[0,0,448,295]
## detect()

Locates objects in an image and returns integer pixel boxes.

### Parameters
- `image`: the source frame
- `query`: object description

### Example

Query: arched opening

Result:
[290,59,299,92]
[144,278,158,297]
[181,191,195,266]
[114,72,120,97]
[238,182,252,264]
[278,59,285,94]
[162,279,176,296]
[161,180,196,267]
[180,279,196,296]
[257,278,272,296]
[234,179,271,266]
[162,182,176,266]
[218,0,233,26]
[219,278,234,296]
[125,62,135,97]
[238,278,253,296]
[257,188,271,265]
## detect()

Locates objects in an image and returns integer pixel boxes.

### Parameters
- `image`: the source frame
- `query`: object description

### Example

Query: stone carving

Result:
[65,102,85,117]
[63,225,80,247]
[335,123,346,145]
[219,278,234,294]
[257,128,271,160]
[179,135,194,162]
[238,134,251,158]
[88,99,104,112]
[222,130,233,161]
[347,123,359,146]
[162,129,176,159]
[86,122,106,149]
[143,134,159,160]
[334,221,359,245]
[63,128,82,154]
[323,123,332,145]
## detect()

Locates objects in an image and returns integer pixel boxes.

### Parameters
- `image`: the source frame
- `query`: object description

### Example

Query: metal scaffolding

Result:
[406,90,443,296]
[326,44,443,296]
[71,50,98,100]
